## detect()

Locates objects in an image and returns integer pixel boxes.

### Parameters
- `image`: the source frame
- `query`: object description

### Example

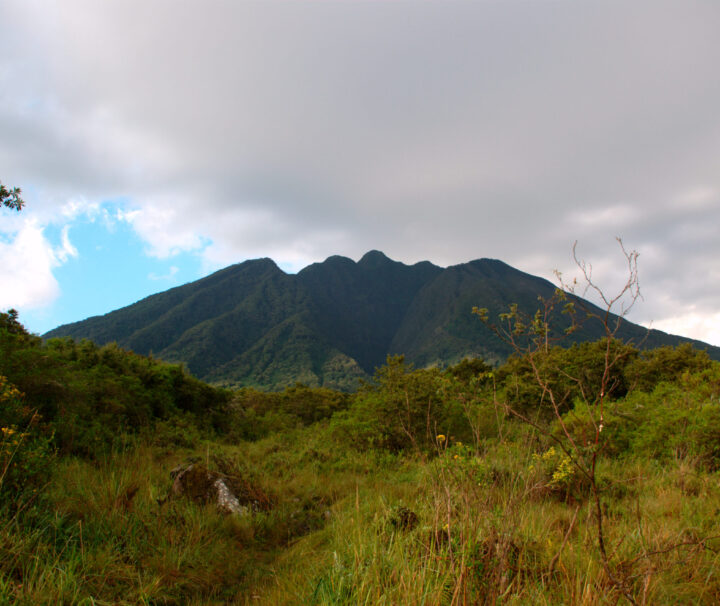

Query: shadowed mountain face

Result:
[296,251,443,373]
[44,251,720,390]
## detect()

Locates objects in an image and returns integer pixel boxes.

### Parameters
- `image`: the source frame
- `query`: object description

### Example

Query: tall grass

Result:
[251,429,720,605]
[1,420,719,604]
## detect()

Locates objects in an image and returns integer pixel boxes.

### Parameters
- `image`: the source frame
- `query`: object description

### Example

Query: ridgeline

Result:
[45,251,720,389]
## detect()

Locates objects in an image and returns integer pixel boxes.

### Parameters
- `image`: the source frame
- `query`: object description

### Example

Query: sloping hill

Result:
[45,251,720,389]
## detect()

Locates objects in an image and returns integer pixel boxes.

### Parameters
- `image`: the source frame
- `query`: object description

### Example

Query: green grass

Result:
[1,422,720,604]
[0,344,720,606]
[3,326,720,604]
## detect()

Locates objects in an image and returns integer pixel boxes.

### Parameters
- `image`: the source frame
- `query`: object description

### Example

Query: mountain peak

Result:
[358,250,392,266]
[234,256,282,272]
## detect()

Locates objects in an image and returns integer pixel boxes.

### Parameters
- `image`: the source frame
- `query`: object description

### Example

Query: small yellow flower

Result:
[436,434,446,443]
[1,427,15,436]
[542,446,556,461]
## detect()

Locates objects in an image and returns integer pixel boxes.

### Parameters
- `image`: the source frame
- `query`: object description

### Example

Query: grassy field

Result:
[2,417,720,605]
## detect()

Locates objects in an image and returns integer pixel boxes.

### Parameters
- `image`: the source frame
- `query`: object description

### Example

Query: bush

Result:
[144,413,205,449]
[624,343,712,393]
[554,398,637,457]
[331,356,452,452]
[498,339,638,417]
[0,375,55,509]
[626,377,720,467]
[1,315,230,456]
[554,364,720,467]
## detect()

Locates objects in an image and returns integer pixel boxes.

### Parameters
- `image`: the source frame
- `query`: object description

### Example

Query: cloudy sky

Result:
[1,0,719,346]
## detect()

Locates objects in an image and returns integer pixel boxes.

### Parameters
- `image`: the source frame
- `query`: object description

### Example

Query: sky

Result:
[1,0,719,346]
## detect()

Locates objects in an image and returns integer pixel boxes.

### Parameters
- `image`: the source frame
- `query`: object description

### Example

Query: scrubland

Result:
[2,309,720,604]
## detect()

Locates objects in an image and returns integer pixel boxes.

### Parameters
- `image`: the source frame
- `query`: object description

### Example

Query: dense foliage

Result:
[2,310,720,603]
[0,310,230,458]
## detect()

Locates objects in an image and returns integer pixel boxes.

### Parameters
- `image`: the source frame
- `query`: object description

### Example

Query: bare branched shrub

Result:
[474,238,643,603]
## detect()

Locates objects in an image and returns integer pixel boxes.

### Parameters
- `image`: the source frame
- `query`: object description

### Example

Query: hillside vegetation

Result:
[3,306,720,604]
[44,251,720,390]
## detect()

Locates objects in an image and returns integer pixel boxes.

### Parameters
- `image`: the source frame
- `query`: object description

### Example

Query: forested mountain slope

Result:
[45,251,720,389]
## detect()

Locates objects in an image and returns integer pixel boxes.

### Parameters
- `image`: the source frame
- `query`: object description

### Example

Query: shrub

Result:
[624,343,712,392]
[145,412,205,449]
[1,316,230,456]
[331,356,456,452]
[498,339,638,418]
[626,377,720,467]
[0,375,55,509]
[555,364,720,467]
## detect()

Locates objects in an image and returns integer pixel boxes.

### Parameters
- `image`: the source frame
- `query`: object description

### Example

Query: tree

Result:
[1,181,24,211]
[0,309,30,337]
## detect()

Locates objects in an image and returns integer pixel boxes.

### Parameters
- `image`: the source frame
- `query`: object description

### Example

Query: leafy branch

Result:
[1,181,25,212]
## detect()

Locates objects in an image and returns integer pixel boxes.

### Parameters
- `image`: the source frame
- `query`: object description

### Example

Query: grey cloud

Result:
[1,0,720,340]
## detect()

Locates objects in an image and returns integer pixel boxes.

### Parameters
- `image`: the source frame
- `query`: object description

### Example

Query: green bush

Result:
[0,375,55,509]
[331,356,450,452]
[554,364,720,467]
[0,312,230,456]
[626,377,720,467]
[624,343,712,392]
[144,412,204,449]
[498,339,638,417]
[554,398,637,457]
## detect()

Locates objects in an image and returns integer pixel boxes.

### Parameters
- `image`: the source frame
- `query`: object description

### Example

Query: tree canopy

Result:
[1,180,24,211]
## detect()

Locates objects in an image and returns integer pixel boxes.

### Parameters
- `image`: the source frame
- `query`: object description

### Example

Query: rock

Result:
[169,463,248,515]
[213,477,246,515]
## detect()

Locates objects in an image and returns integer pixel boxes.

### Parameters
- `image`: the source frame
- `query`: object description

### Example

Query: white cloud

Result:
[673,186,718,211]
[650,311,720,348]
[567,206,642,229]
[148,266,179,281]
[0,213,81,311]
[61,197,99,220]
[117,202,206,258]
[54,225,78,264]
[0,220,60,309]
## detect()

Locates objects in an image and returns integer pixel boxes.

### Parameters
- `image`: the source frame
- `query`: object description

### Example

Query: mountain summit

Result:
[44,252,720,390]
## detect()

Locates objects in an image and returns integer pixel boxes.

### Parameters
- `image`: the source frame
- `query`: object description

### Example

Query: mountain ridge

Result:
[44,251,720,390]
